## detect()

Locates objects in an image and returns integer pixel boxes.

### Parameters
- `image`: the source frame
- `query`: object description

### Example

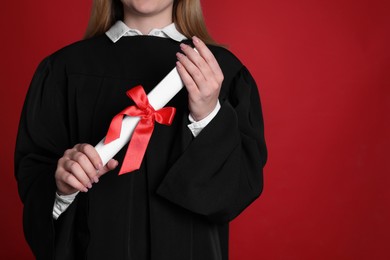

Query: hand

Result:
[55,143,118,195]
[176,36,224,121]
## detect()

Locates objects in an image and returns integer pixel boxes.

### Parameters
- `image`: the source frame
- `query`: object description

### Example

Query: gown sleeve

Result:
[156,65,267,223]
[14,56,71,258]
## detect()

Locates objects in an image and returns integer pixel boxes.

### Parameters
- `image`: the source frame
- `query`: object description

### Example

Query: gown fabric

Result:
[15,34,267,260]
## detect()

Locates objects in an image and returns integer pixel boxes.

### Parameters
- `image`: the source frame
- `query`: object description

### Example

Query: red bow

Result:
[104,85,176,174]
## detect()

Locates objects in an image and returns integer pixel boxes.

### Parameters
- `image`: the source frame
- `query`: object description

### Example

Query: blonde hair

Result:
[84,0,218,45]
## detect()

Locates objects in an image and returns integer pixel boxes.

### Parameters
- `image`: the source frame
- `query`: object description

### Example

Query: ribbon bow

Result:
[104,85,176,174]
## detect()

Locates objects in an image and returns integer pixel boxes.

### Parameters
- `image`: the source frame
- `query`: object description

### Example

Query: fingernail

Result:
[94,177,99,183]
[87,182,92,189]
[176,52,184,59]
[180,43,187,50]
[97,163,103,170]
[82,187,88,192]
[192,36,200,44]
[176,61,182,68]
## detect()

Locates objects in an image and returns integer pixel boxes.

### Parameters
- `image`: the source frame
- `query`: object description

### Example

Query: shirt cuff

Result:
[187,101,221,137]
[52,191,79,220]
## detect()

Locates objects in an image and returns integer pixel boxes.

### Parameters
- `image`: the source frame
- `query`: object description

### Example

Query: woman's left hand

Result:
[176,36,224,121]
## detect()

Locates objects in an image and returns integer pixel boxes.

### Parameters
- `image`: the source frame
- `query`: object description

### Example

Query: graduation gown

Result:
[15,35,267,260]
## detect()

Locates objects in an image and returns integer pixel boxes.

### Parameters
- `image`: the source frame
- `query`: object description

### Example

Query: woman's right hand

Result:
[55,143,118,195]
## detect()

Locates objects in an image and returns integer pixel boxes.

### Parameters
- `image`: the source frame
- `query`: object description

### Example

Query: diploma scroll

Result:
[95,67,184,166]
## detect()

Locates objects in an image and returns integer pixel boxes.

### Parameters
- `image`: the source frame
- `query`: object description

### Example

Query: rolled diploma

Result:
[94,67,184,166]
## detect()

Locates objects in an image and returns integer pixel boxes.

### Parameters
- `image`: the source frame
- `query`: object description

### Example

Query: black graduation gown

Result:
[15,35,267,260]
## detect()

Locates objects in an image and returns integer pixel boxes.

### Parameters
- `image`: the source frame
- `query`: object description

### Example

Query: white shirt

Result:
[53,21,221,219]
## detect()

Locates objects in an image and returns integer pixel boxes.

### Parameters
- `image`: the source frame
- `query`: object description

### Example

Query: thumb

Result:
[98,159,119,177]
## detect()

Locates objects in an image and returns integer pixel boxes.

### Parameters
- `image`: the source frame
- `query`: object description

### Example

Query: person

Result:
[14,0,267,259]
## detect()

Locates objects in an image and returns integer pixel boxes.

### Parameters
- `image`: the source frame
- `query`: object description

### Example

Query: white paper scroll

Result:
[95,67,184,166]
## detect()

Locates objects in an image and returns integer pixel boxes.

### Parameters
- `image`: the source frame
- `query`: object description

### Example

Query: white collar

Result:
[106,20,187,43]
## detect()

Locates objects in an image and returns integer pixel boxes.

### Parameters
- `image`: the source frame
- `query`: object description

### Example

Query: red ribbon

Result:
[104,85,176,175]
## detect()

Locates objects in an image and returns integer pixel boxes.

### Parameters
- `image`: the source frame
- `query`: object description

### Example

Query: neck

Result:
[123,10,173,35]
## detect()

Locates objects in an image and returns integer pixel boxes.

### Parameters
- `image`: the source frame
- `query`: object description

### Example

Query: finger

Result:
[76,144,103,183]
[176,50,207,85]
[70,150,100,183]
[179,43,221,93]
[56,162,89,193]
[176,60,200,95]
[97,159,119,179]
[177,52,213,98]
[192,36,224,83]
[179,43,212,81]
[106,159,119,171]
[180,44,215,82]
[77,144,103,170]
[63,159,92,189]
[60,171,89,193]
[176,56,217,102]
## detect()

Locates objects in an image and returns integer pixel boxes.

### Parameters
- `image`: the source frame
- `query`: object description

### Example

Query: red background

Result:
[1,0,389,259]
